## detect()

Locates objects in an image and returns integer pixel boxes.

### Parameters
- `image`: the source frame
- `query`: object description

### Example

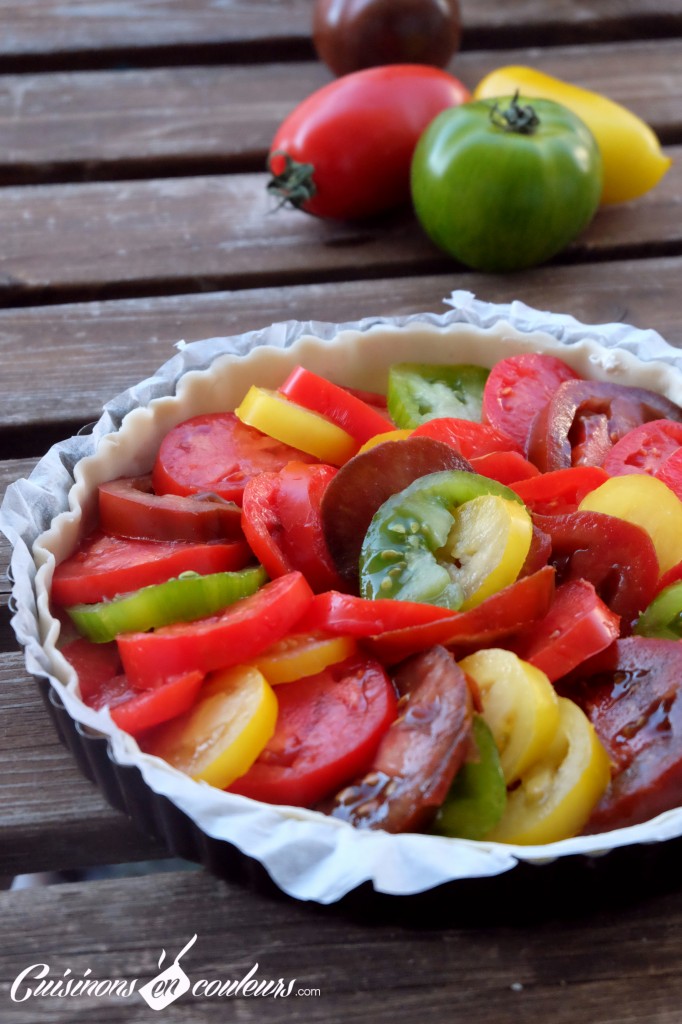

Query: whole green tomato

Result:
[410,94,603,272]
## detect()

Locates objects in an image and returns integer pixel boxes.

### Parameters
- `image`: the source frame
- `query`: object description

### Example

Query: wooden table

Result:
[2,2,682,1021]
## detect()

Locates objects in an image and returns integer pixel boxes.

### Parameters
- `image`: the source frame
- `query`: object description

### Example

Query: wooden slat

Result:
[1,0,680,68]
[1,149,681,309]
[1,256,682,444]
[0,651,168,875]
[2,869,682,1024]
[2,39,681,184]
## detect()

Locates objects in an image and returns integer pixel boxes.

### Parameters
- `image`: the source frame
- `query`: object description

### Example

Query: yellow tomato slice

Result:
[235,385,356,465]
[143,664,277,788]
[250,632,356,685]
[486,697,611,845]
[358,428,413,453]
[578,474,682,574]
[458,648,560,784]
[444,494,532,610]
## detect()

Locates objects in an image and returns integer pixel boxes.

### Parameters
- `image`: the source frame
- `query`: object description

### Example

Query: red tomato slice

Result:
[469,450,541,485]
[117,572,314,687]
[61,637,123,701]
[151,412,318,504]
[527,380,682,472]
[365,566,556,664]
[279,366,394,445]
[481,352,581,451]
[656,446,682,501]
[564,637,682,832]
[602,419,682,477]
[296,590,458,637]
[342,385,390,418]
[412,416,521,458]
[98,475,243,542]
[508,579,620,682]
[228,653,398,806]
[241,462,347,593]
[63,635,206,735]
[51,532,251,606]
[533,510,659,631]
[509,465,609,515]
[655,558,682,596]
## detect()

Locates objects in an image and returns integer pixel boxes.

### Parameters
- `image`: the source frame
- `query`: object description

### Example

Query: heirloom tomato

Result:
[473,65,671,205]
[267,64,469,220]
[312,0,462,77]
[410,94,602,271]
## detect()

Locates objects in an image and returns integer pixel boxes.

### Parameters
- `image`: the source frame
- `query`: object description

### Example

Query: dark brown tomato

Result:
[533,510,659,631]
[313,0,462,78]
[325,645,473,833]
[561,637,682,832]
[320,435,472,583]
[527,379,682,472]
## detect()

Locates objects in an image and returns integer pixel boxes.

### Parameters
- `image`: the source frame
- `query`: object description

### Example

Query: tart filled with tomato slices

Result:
[8,297,682,900]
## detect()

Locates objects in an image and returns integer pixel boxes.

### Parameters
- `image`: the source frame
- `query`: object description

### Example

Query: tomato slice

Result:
[236,386,357,466]
[98,475,243,542]
[296,590,458,637]
[228,653,398,807]
[411,417,521,458]
[151,412,318,504]
[241,461,346,593]
[143,664,278,789]
[61,636,123,701]
[565,637,682,832]
[109,671,205,736]
[51,532,252,606]
[486,696,610,845]
[278,365,394,444]
[527,380,682,472]
[433,714,507,841]
[655,446,682,501]
[469,450,541,485]
[365,566,556,664]
[602,419,682,477]
[250,632,357,685]
[481,352,580,451]
[117,572,314,687]
[62,636,205,736]
[326,646,473,832]
[387,363,489,427]
[508,579,621,682]
[509,466,608,515]
[533,509,659,630]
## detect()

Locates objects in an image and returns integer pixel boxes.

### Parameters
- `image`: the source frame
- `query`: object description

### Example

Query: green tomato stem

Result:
[489,90,540,135]
[266,151,317,210]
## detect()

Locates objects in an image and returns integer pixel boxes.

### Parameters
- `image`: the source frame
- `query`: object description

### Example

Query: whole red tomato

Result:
[267,64,470,220]
[313,0,462,77]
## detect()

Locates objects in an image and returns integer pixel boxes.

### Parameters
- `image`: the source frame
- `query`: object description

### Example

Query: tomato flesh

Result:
[229,654,398,806]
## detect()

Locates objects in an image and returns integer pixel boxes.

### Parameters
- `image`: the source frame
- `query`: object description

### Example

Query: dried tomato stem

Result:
[266,152,317,210]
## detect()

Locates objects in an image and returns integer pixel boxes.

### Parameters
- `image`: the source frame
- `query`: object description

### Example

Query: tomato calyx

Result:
[266,151,317,211]
[489,91,540,136]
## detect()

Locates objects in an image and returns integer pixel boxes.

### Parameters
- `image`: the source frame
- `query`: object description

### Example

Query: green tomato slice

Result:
[387,362,489,428]
[634,581,682,640]
[67,565,268,643]
[359,469,528,609]
[432,714,507,841]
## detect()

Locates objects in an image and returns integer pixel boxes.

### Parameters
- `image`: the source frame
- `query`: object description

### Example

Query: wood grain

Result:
[1,869,682,1023]
[1,146,681,310]
[1,39,680,184]
[2,0,681,69]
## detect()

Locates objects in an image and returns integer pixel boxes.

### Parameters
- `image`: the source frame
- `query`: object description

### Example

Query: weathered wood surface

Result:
[2,39,681,184]
[1,147,681,311]
[2,868,682,1024]
[3,0,681,69]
